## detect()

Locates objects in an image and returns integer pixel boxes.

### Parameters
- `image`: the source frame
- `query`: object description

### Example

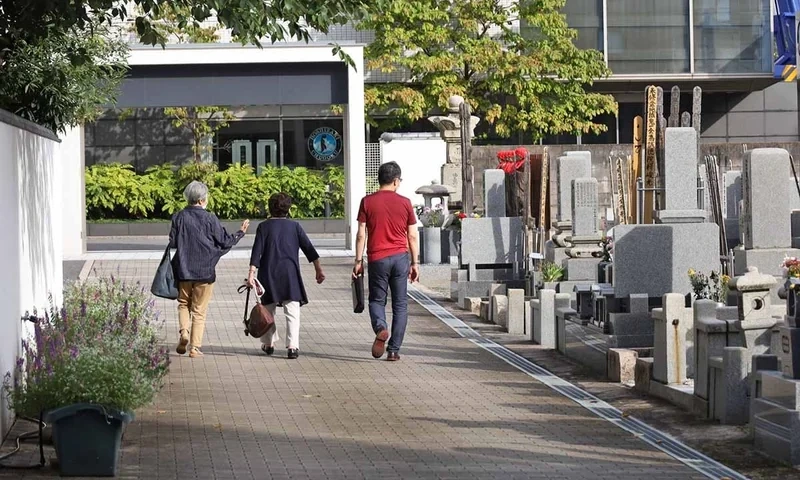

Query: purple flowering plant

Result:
[3,276,170,417]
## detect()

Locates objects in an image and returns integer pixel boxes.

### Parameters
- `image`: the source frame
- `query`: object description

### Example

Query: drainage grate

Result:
[407,286,748,480]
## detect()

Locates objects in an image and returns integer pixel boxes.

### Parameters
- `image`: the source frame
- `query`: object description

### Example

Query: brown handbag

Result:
[237,284,275,338]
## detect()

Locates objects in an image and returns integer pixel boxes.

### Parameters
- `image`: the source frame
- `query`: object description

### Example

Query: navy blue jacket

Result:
[249,218,319,306]
[169,206,244,283]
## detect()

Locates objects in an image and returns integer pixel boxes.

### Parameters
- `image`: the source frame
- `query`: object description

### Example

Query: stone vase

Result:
[597,261,612,284]
[423,226,442,264]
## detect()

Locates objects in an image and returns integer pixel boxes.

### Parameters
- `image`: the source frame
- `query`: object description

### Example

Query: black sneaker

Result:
[287,348,299,360]
[261,345,275,356]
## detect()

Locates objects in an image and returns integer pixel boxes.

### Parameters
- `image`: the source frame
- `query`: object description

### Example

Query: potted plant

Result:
[687,269,730,305]
[416,204,445,264]
[540,261,565,290]
[4,277,169,477]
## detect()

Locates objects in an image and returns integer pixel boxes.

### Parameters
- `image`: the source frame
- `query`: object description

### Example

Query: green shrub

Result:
[85,163,346,220]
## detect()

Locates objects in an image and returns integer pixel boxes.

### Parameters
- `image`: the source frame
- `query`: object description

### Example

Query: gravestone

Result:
[484,169,507,217]
[563,178,601,282]
[655,128,705,224]
[733,149,800,292]
[545,153,592,264]
[743,149,791,249]
[556,154,592,224]
[571,178,599,236]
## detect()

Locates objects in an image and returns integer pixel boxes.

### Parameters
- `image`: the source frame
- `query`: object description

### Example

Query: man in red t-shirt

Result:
[353,161,420,362]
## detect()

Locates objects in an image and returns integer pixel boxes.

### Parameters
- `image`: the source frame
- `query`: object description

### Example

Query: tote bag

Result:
[151,246,179,300]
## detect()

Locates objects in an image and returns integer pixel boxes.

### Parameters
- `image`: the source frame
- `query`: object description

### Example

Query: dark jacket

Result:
[169,206,244,283]
[249,218,319,306]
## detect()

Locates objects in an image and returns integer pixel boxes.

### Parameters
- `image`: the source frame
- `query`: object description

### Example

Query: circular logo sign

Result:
[308,127,342,162]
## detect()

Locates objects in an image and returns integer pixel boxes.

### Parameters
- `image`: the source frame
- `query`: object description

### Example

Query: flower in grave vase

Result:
[687,269,730,303]
[781,256,800,279]
[443,211,480,232]
[415,204,445,228]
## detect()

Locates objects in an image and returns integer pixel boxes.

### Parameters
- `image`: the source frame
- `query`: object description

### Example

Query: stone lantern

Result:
[415,182,455,218]
[414,182,455,265]
[728,266,778,350]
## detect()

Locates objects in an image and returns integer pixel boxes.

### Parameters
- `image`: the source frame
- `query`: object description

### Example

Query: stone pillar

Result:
[428,95,480,207]
[653,293,693,385]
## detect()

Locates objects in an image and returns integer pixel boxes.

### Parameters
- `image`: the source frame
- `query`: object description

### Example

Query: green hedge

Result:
[85,163,345,220]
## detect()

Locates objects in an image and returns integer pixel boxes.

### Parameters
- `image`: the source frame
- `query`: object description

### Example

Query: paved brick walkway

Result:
[1,258,705,479]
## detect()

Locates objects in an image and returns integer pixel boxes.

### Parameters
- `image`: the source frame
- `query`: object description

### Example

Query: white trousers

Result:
[259,301,301,349]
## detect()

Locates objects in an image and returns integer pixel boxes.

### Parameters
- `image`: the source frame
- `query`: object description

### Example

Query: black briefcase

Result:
[352,274,365,313]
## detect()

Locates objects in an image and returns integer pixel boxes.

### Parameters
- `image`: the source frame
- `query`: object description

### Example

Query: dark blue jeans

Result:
[368,252,410,353]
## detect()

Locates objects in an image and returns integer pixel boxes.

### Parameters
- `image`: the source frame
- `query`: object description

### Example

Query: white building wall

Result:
[60,127,86,258]
[126,44,365,250]
[0,114,63,439]
[380,134,447,209]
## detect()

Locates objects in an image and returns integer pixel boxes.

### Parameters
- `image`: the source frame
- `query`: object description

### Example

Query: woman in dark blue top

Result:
[247,193,325,359]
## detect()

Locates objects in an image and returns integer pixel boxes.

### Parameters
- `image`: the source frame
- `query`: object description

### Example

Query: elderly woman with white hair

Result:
[169,180,249,358]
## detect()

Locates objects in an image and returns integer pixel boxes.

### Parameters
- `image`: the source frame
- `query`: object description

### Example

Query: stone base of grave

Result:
[561,257,600,282]
[554,280,594,299]
[606,312,655,348]
[613,223,719,298]
[544,240,569,266]
[654,209,707,224]
[648,380,696,412]
[451,279,526,306]
[557,316,608,377]
[419,264,455,293]
[608,348,640,384]
[452,267,518,283]
[752,370,800,466]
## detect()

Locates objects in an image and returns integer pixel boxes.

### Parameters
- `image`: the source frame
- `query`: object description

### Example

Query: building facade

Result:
[85,0,795,173]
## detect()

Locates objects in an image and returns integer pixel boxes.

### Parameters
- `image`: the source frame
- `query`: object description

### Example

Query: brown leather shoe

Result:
[387,352,400,362]
[176,330,189,355]
[372,329,389,358]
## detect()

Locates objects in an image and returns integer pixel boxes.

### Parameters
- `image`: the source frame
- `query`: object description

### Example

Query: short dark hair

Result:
[268,193,292,217]
[378,162,402,186]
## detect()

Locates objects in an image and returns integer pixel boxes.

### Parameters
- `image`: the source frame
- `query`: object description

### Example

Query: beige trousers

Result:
[259,302,301,349]
[177,282,215,349]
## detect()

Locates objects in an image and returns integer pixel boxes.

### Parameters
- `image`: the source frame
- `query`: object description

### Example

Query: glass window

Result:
[215,120,281,170]
[607,1,691,74]
[694,0,771,73]
[563,0,605,52]
[282,119,345,168]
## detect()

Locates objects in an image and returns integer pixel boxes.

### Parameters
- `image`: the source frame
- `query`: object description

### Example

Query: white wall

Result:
[380,134,447,208]
[126,44,365,251]
[60,126,85,257]
[0,115,63,439]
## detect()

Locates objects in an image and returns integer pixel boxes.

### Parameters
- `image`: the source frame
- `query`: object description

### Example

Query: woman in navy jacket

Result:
[247,193,325,359]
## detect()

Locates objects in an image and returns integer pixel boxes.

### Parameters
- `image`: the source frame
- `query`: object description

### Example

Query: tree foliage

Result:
[0,0,381,131]
[360,0,617,139]
[164,107,235,163]
[0,23,128,133]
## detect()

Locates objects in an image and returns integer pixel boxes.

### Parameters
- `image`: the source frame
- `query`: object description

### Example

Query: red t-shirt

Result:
[357,190,417,262]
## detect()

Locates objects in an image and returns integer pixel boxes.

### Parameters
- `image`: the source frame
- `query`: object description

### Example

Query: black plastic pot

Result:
[45,403,134,477]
